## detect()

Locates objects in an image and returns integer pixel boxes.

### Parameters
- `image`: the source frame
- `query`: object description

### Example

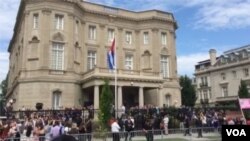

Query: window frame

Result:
[51,42,64,70]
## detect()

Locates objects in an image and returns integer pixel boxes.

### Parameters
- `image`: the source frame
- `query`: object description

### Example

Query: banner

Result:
[239,98,250,109]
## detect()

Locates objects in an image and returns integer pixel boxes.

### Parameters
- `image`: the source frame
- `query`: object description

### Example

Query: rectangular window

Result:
[125,31,132,44]
[55,14,64,30]
[108,28,115,42]
[199,92,203,100]
[88,25,96,40]
[87,51,96,70]
[125,54,133,70]
[201,77,204,85]
[143,32,149,44]
[160,55,169,78]
[52,92,61,109]
[51,43,64,70]
[204,76,208,85]
[221,86,228,97]
[33,14,39,29]
[244,68,249,77]
[242,51,247,58]
[203,90,208,99]
[161,32,167,45]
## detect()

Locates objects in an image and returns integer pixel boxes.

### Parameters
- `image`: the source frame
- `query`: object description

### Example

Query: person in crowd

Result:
[44,120,53,141]
[111,118,121,141]
[36,122,46,141]
[124,116,134,141]
[184,115,191,136]
[78,122,86,141]
[50,121,61,140]
[195,113,203,138]
[163,114,169,135]
[85,118,92,141]
[143,119,153,141]
[227,118,235,125]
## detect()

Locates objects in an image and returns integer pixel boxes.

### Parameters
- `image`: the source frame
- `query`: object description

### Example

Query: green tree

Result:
[238,80,250,120]
[179,75,197,107]
[238,80,249,98]
[0,76,8,97]
[98,79,113,130]
[0,75,8,115]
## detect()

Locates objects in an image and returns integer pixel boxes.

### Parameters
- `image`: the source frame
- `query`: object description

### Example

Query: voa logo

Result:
[226,129,246,136]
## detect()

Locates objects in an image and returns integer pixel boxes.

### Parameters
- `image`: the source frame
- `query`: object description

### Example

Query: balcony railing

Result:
[81,67,161,80]
[199,83,208,87]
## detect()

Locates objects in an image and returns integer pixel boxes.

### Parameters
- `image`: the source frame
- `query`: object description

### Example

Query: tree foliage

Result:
[179,75,197,107]
[98,79,113,129]
[238,80,249,98]
[0,76,8,96]
[238,80,250,120]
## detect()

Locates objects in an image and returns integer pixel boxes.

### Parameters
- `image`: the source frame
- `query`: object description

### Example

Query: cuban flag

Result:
[108,38,115,70]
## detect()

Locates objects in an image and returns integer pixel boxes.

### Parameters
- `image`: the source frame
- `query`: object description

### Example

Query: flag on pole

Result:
[239,98,250,109]
[107,38,115,70]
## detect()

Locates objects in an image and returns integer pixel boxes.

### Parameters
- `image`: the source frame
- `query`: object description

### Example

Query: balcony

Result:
[200,98,209,105]
[216,96,238,102]
[81,67,162,82]
[199,83,208,88]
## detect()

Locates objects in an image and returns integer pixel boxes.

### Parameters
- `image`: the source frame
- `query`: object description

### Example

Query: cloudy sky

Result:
[0,0,250,82]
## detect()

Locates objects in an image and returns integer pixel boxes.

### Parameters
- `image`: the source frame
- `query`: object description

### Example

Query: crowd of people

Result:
[0,104,246,141]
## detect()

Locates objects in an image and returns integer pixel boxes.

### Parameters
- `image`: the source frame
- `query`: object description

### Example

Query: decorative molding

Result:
[67,13,74,18]
[99,24,106,28]
[41,9,52,15]
[118,27,123,31]
[123,48,135,52]
[27,58,39,61]
[135,30,140,34]
[85,42,100,47]
[81,20,86,25]
[151,28,159,32]
[74,61,80,65]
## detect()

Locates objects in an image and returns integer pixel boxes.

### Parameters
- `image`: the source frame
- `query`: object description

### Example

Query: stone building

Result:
[7,0,181,110]
[194,45,250,106]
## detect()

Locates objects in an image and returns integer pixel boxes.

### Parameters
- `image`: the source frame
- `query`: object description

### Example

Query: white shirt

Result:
[163,117,169,125]
[111,121,120,132]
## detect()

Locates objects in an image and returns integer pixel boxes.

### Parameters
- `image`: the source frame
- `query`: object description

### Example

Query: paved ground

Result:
[17,132,221,141]
[132,133,221,141]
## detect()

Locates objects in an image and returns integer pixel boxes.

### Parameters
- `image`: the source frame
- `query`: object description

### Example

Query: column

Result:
[158,88,163,107]
[67,14,74,71]
[139,87,144,107]
[41,9,51,69]
[94,85,99,120]
[118,86,123,109]
[94,85,99,109]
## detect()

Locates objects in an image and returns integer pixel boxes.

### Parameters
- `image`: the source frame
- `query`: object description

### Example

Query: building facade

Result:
[7,0,181,110]
[194,45,250,106]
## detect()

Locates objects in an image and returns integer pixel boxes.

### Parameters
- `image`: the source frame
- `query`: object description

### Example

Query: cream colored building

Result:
[194,45,250,106]
[7,0,181,111]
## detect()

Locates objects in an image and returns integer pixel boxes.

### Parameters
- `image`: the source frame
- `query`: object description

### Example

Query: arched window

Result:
[52,90,61,109]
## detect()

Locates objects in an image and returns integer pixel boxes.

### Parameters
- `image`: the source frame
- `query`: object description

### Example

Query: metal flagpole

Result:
[238,96,247,124]
[114,38,118,119]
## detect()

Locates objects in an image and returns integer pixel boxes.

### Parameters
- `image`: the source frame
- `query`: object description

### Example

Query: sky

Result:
[0,0,250,82]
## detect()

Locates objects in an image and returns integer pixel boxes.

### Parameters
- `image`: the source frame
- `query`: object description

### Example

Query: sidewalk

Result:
[18,132,221,141]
